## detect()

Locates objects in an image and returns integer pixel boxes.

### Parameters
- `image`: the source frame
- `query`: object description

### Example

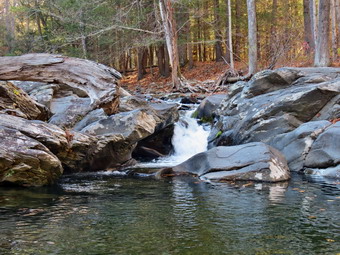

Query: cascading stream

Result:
[136,109,210,168]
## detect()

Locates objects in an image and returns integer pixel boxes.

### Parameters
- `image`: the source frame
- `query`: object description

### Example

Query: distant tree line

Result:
[0,0,339,88]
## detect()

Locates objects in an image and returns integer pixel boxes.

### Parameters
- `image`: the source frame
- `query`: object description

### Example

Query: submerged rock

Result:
[157,142,290,183]
[0,126,63,186]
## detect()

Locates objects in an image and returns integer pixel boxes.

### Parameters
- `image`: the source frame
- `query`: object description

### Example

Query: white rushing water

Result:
[136,109,210,168]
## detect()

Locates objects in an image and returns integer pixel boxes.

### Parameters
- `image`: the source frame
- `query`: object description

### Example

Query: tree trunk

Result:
[227,0,234,70]
[303,0,315,53]
[235,0,242,56]
[164,45,170,77]
[159,0,182,90]
[214,0,223,62]
[4,0,16,53]
[137,47,147,80]
[311,0,318,44]
[314,0,331,67]
[0,54,121,113]
[246,0,257,75]
[336,0,340,50]
[224,0,231,63]
[330,0,338,60]
[157,44,165,76]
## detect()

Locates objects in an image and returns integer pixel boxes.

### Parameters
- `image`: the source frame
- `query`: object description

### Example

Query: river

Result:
[0,108,339,254]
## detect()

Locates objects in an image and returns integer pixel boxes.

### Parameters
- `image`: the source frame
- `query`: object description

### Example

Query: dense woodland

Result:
[0,0,339,88]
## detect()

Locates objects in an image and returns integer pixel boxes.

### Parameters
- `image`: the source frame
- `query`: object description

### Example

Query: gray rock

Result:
[195,94,226,121]
[81,109,157,170]
[0,126,63,187]
[305,122,340,169]
[119,96,150,113]
[241,68,300,98]
[158,142,290,183]
[215,68,340,146]
[268,120,331,172]
[12,81,57,109]
[73,109,107,132]
[304,165,340,179]
[150,101,179,131]
[49,95,92,128]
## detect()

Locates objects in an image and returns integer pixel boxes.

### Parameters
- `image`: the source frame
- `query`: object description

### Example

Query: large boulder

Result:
[0,81,50,120]
[157,142,290,182]
[268,120,332,172]
[80,109,157,170]
[0,126,63,187]
[0,114,96,173]
[212,68,340,147]
[304,121,340,178]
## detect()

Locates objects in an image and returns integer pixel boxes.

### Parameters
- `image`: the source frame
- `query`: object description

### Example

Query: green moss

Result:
[200,116,214,123]
[215,131,222,138]
[13,89,20,96]
[5,170,15,178]
[191,110,198,119]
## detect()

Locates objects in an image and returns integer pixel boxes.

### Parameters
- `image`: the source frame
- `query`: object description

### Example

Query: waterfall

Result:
[136,109,210,168]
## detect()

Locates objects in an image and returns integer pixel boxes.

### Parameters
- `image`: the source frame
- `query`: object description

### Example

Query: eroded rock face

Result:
[268,120,332,172]
[212,68,340,147]
[49,95,92,129]
[303,122,340,178]
[158,142,290,182]
[80,109,157,170]
[0,126,63,186]
[0,114,96,173]
[0,81,50,120]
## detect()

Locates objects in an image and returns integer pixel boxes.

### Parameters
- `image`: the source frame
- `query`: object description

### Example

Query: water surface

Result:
[0,173,339,255]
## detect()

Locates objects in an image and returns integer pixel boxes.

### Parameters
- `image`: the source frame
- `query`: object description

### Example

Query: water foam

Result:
[137,109,210,168]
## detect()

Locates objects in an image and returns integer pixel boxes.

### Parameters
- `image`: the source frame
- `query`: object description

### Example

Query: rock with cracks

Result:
[157,142,290,183]
[0,126,63,187]
[0,53,121,113]
[211,67,340,147]
[0,81,50,120]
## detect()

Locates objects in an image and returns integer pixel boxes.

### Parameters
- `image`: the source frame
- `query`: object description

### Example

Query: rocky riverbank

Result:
[0,54,339,186]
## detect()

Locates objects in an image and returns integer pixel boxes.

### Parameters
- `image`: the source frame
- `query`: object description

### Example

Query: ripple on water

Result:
[0,173,339,255]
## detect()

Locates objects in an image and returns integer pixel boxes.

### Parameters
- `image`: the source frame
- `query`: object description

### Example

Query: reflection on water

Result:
[0,173,339,255]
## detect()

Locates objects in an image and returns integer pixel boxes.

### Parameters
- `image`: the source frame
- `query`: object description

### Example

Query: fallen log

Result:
[0,53,122,114]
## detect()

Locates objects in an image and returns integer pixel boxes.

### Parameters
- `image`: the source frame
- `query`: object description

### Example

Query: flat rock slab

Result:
[158,142,290,182]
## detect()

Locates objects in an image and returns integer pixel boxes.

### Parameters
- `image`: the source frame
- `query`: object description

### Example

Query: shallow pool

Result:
[0,173,339,254]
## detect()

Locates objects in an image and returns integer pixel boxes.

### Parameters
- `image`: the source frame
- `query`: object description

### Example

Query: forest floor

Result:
[120,59,340,94]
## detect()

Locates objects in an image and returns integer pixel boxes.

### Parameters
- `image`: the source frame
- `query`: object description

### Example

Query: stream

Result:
[0,108,339,254]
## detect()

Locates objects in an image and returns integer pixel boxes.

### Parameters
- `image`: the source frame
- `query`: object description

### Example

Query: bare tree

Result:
[159,0,182,90]
[227,0,234,70]
[314,0,330,67]
[214,0,223,62]
[4,0,16,53]
[247,0,257,75]
[303,0,315,53]
[331,0,338,61]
